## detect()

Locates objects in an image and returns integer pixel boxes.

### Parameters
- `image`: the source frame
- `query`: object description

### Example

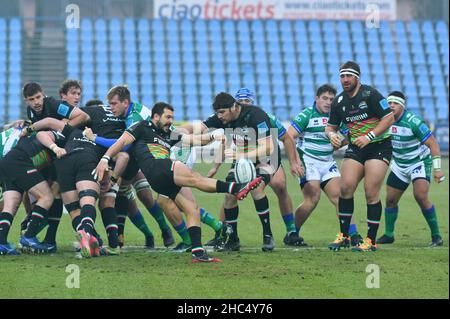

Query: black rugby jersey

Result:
[126,120,183,164]
[27,97,76,123]
[81,105,125,139]
[328,84,391,144]
[203,104,276,164]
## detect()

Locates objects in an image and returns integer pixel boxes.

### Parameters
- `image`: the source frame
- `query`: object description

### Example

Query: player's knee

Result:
[413,190,428,207]
[270,181,287,197]
[385,196,398,208]
[39,193,54,210]
[364,188,380,204]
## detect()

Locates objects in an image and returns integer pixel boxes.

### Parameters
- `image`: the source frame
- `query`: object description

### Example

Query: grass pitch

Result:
[0,159,448,299]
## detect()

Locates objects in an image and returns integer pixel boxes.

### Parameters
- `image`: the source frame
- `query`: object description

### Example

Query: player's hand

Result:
[51,145,66,159]
[353,135,370,149]
[210,131,225,143]
[224,148,236,161]
[83,128,96,141]
[434,170,445,184]
[328,132,342,149]
[289,159,304,177]
[206,166,219,178]
[92,158,109,181]
[14,120,25,128]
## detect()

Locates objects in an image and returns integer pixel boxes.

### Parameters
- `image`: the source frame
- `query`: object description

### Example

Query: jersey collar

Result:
[395,109,405,123]
[125,102,133,118]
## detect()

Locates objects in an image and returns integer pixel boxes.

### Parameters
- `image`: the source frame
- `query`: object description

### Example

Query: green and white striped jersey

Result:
[291,105,347,162]
[0,127,22,158]
[124,102,152,129]
[390,110,432,167]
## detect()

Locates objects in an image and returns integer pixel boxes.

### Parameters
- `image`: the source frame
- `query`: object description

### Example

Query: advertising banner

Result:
[153,0,397,20]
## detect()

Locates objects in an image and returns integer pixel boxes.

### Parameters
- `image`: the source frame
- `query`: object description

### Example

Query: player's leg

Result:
[173,160,262,199]
[156,194,191,251]
[353,159,389,251]
[98,190,120,254]
[40,181,63,252]
[329,158,364,251]
[295,180,321,244]
[217,193,241,251]
[179,186,223,246]
[412,178,443,246]
[250,171,274,252]
[377,169,406,244]
[171,193,220,263]
[269,165,299,246]
[132,171,173,245]
[75,180,100,258]
[0,190,22,254]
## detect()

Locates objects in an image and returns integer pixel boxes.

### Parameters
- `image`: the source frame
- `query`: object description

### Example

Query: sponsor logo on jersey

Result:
[419,123,429,134]
[379,99,389,110]
[338,96,343,103]
[322,118,328,125]
[346,113,368,122]
[412,165,422,174]
[57,103,70,117]
[359,101,368,109]
[392,126,397,133]
[257,121,269,134]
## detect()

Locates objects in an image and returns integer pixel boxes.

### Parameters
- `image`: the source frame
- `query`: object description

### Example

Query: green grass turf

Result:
[0,159,448,299]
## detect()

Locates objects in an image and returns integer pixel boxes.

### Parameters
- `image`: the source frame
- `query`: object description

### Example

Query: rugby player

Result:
[377,91,444,246]
[325,61,395,252]
[288,84,362,246]
[206,88,305,247]
[93,102,262,262]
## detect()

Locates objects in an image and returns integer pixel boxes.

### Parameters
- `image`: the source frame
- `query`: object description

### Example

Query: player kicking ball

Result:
[93,102,262,263]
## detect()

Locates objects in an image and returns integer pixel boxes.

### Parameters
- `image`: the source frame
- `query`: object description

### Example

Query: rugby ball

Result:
[235,158,256,183]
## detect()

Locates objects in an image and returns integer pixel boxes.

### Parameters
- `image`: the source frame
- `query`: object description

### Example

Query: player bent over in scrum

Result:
[93,102,262,263]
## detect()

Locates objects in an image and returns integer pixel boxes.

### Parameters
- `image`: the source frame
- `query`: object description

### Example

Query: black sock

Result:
[101,207,119,248]
[224,206,239,240]
[0,212,14,244]
[115,194,128,236]
[338,197,354,237]
[367,201,382,243]
[72,215,82,231]
[254,196,272,236]
[24,205,48,238]
[80,204,96,235]
[188,226,203,254]
[44,199,63,244]
[20,213,32,232]
[216,180,237,194]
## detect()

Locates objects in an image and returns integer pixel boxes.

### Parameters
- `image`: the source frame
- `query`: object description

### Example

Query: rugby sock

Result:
[384,206,399,237]
[188,226,204,256]
[349,223,358,237]
[115,194,128,236]
[20,213,32,232]
[216,180,236,194]
[174,220,191,245]
[338,197,354,237]
[282,213,296,233]
[224,206,239,239]
[44,199,63,244]
[148,203,170,231]
[421,205,441,237]
[296,226,301,235]
[0,212,14,244]
[129,211,154,239]
[79,204,96,235]
[101,207,119,248]
[24,205,48,238]
[254,197,273,236]
[367,201,382,243]
[199,208,222,232]
[92,228,103,246]
[71,215,82,231]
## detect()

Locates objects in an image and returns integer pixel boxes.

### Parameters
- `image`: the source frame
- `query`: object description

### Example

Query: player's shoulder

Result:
[404,110,425,126]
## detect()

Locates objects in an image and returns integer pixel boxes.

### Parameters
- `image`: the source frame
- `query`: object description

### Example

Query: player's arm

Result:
[67,107,90,127]
[35,131,66,158]
[180,130,224,146]
[423,133,445,183]
[279,132,304,177]
[93,130,135,181]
